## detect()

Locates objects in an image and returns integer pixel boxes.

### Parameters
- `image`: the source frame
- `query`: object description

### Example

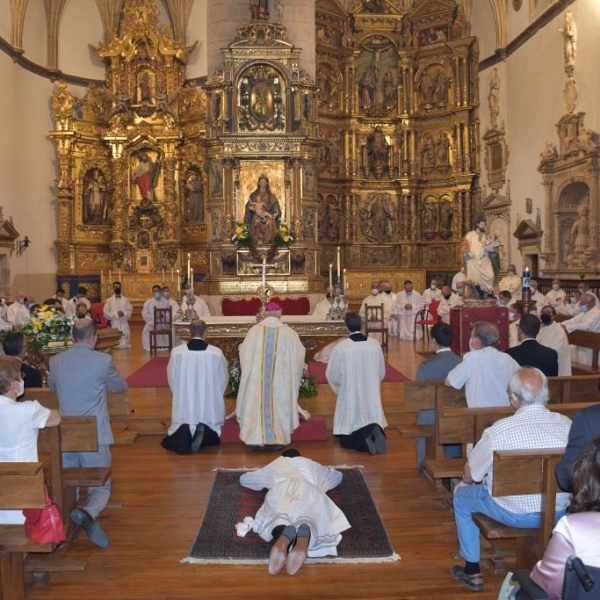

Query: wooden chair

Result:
[149,307,173,354]
[364,303,388,354]
[414,299,441,342]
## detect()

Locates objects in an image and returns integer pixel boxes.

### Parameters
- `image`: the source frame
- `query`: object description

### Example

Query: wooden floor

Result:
[27,324,508,600]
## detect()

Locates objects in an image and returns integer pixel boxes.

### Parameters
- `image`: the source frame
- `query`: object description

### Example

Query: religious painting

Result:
[130,148,162,202]
[82,167,110,225]
[136,69,156,105]
[183,166,204,224]
[238,160,285,223]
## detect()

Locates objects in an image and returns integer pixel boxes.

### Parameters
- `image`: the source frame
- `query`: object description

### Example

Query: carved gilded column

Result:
[162,152,178,241]
[587,163,599,257]
[107,140,126,244]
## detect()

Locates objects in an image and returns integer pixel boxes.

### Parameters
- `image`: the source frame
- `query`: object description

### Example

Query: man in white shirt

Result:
[562,293,600,368]
[380,281,398,337]
[162,320,228,453]
[326,312,387,455]
[180,284,211,318]
[437,284,463,324]
[445,321,519,407]
[7,292,31,326]
[529,280,548,314]
[545,278,566,311]
[497,264,522,299]
[141,285,171,352]
[103,281,133,349]
[537,306,571,375]
[395,280,424,340]
[68,286,91,317]
[450,367,571,592]
[422,277,442,305]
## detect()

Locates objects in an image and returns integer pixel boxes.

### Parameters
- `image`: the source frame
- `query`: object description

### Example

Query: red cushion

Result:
[91,302,109,329]
[220,297,262,316]
[271,296,311,315]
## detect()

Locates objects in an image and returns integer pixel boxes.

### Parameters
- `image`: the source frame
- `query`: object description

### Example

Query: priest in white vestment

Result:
[311,286,332,320]
[497,264,522,299]
[238,451,351,574]
[103,282,133,348]
[545,278,566,311]
[563,293,600,367]
[537,307,572,375]
[422,277,442,305]
[6,292,31,326]
[164,320,228,451]
[180,285,211,317]
[437,285,463,324]
[395,280,424,340]
[236,302,307,448]
[359,282,393,343]
[380,281,398,337]
[141,284,171,352]
[326,312,387,454]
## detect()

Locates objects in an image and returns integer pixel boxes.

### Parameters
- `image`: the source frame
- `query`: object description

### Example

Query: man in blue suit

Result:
[414,322,462,468]
[49,318,128,547]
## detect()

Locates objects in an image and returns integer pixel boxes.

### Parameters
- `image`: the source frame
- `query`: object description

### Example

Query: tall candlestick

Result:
[329,263,333,291]
[190,268,194,284]
[171,268,174,284]
[262,258,266,288]
[187,253,191,282]
[118,268,122,282]
[336,246,341,281]
[343,268,347,295]
[176,269,180,293]
[162,268,165,283]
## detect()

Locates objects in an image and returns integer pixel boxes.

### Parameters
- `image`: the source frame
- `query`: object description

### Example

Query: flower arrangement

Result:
[273,220,295,247]
[226,360,317,399]
[231,223,252,248]
[21,306,75,352]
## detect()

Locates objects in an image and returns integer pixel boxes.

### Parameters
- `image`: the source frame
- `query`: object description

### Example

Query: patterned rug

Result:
[183,467,399,565]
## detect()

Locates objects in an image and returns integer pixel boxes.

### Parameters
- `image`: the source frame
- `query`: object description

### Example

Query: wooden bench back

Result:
[38,417,99,454]
[20,387,130,417]
[403,380,465,411]
[567,330,600,371]
[0,462,46,509]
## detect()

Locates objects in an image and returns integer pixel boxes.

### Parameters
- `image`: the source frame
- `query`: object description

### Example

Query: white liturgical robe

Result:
[141,296,171,351]
[564,307,600,367]
[311,296,331,320]
[236,317,306,445]
[239,456,351,557]
[395,290,423,340]
[437,292,463,324]
[537,322,572,376]
[463,230,495,294]
[6,303,29,327]
[167,341,228,436]
[497,273,522,298]
[326,336,387,435]
[103,294,133,348]
[180,295,211,317]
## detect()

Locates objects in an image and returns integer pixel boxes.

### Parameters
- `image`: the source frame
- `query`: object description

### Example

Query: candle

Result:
[187,253,191,282]
[171,268,174,284]
[523,267,530,289]
[336,246,341,281]
[262,258,267,288]
[118,268,122,282]
[190,267,194,284]
[343,268,347,295]
[329,263,333,291]
[162,268,165,282]
[176,269,180,292]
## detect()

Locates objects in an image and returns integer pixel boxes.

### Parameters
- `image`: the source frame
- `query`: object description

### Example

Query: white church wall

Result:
[21,1,47,67]
[186,0,208,79]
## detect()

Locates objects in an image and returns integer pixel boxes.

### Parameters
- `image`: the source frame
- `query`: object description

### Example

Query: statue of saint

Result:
[367,126,389,169]
[132,151,160,202]
[244,174,281,246]
[185,170,204,223]
[83,168,109,225]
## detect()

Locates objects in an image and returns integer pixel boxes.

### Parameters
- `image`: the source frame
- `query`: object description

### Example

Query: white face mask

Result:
[570,297,578,305]
[508,270,515,276]
[552,284,560,291]
[371,289,379,296]
[15,379,24,397]
[430,285,437,290]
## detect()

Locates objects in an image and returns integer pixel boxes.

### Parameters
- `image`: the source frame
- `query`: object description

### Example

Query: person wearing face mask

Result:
[380,281,398,337]
[141,284,171,352]
[68,286,91,317]
[504,314,558,377]
[545,278,566,311]
[161,286,178,315]
[496,290,512,308]
[445,321,519,408]
[451,269,466,295]
[558,288,582,317]
[529,280,549,314]
[181,284,211,318]
[422,277,442,305]
[7,291,32,326]
[360,280,392,343]
[103,281,133,349]
[312,283,334,320]
[562,293,600,368]
[537,306,572,375]
[0,355,61,525]
[395,280,424,340]
[437,284,463,324]
[497,265,522,300]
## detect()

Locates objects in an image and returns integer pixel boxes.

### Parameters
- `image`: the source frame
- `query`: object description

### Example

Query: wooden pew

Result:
[422,400,593,488]
[0,462,53,600]
[567,329,600,374]
[472,448,565,572]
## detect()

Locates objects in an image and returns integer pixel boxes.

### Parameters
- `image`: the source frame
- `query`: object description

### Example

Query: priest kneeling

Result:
[161,319,229,454]
[326,312,388,454]
[236,302,308,450]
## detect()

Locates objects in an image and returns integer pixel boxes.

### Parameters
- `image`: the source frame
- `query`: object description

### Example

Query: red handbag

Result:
[23,487,67,545]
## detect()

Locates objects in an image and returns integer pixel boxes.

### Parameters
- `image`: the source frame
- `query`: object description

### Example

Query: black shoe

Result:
[70,508,109,548]
[372,426,387,455]
[191,423,205,453]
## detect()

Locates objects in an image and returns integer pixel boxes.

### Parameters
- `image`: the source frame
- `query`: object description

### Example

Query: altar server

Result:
[238,449,351,575]
[162,320,228,453]
[141,284,171,352]
[326,312,387,454]
[236,302,307,449]
[103,281,133,349]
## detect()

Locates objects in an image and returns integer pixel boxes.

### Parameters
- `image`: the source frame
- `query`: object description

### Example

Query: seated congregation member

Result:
[395,280,424,340]
[530,436,600,599]
[180,284,211,317]
[103,281,133,349]
[414,322,462,468]
[141,284,171,352]
[504,313,558,377]
[2,331,42,388]
[325,312,387,455]
[445,321,519,408]
[537,306,572,375]
[236,302,307,450]
[7,291,31,326]
[48,318,128,547]
[0,356,60,525]
[556,403,600,493]
[451,367,572,592]
[437,284,462,324]
[237,449,350,576]
[162,320,228,454]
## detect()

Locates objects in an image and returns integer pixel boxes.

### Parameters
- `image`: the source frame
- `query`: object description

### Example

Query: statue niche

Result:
[82,167,110,226]
[238,65,285,132]
[183,166,204,224]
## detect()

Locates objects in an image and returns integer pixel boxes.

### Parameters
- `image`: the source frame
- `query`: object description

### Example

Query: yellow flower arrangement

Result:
[21,305,75,352]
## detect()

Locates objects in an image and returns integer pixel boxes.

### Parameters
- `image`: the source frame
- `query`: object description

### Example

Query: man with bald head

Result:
[49,318,128,548]
[450,367,572,592]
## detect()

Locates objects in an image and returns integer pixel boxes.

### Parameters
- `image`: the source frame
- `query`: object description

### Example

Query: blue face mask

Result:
[153,292,161,300]
[580,304,589,313]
